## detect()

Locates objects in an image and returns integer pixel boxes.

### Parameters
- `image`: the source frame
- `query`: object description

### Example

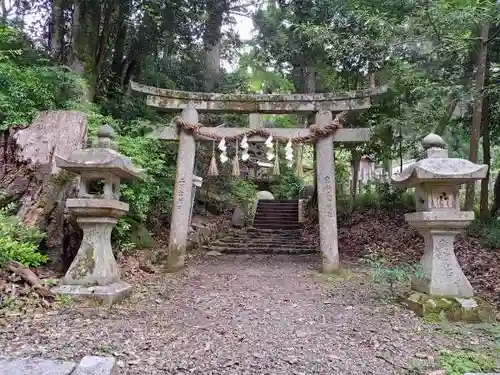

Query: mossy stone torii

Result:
[131,81,388,273]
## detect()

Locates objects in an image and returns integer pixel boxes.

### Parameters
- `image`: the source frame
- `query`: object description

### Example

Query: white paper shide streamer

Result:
[285,139,293,167]
[265,135,274,161]
[218,138,228,163]
[240,134,250,161]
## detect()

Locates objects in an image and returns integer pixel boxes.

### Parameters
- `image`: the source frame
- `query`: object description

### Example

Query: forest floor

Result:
[1,252,500,375]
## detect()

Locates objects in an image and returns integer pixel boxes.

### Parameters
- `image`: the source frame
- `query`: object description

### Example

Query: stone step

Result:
[212,240,313,248]
[207,244,316,252]
[245,227,302,233]
[207,238,313,245]
[255,208,298,214]
[218,237,305,244]
[258,199,298,204]
[253,218,299,226]
[253,224,302,230]
[205,246,317,255]
[257,202,298,207]
[221,231,302,241]
[256,207,298,211]
[254,213,298,218]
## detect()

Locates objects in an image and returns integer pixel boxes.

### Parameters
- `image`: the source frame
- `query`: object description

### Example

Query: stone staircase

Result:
[205,200,317,255]
[253,199,300,230]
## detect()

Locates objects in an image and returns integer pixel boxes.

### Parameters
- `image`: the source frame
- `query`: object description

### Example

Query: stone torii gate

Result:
[131,81,387,272]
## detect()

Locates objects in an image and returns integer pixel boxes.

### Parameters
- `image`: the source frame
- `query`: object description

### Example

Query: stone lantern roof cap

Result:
[392,133,488,187]
[55,125,144,181]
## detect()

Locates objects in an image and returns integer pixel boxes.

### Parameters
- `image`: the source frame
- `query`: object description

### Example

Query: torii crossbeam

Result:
[131,81,388,273]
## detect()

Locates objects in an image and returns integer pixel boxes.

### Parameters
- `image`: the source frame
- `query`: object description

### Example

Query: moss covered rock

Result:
[402,292,495,323]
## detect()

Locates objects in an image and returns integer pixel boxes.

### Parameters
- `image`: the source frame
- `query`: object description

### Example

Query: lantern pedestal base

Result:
[52,281,132,305]
[406,211,474,298]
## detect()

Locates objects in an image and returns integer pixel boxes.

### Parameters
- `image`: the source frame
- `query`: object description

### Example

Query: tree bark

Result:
[203,0,228,92]
[50,0,64,61]
[479,61,491,220]
[350,150,361,200]
[0,111,87,271]
[491,174,500,217]
[434,92,458,136]
[68,0,84,73]
[465,23,489,211]
[111,0,132,89]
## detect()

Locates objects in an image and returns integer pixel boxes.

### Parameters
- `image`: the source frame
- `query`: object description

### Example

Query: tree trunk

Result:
[111,0,132,90]
[203,0,228,92]
[351,150,361,200]
[434,92,458,136]
[465,23,489,211]
[50,0,64,61]
[0,111,88,271]
[479,64,491,220]
[68,0,84,73]
[491,173,500,217]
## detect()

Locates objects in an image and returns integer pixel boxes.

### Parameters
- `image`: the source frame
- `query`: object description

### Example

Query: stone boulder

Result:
[129,220,154,248]
[258,191,274,200]
[231,207,245,228]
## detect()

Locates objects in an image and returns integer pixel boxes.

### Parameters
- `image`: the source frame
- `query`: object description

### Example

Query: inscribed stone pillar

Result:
[168,107,197,264]
[249,113,262,128]
[315,110,339,272]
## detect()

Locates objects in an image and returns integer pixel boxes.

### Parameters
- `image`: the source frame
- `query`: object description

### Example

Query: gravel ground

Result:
[0,253,494,375]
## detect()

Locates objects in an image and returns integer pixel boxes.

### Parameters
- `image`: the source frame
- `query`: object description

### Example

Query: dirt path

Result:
[0,254,495,374]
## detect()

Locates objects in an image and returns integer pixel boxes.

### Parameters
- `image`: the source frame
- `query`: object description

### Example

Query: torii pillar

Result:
[315,110,339,272]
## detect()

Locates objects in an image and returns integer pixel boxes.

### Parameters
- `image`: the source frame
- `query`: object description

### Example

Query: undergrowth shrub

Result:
[0,26,85,129]
[87,112,177,244]
[231,179,258,212]
[363,254,425,295]
[468,218,500,250]
[439,350,497,375]
[338,181,415,214]
[270,167,304,200]
[0,204,45,267]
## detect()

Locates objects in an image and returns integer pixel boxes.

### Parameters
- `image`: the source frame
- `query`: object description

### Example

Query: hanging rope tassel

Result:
[207,141,219,177]
[232,140,240,177]
[273,141,280,176]
[295,143,304,178]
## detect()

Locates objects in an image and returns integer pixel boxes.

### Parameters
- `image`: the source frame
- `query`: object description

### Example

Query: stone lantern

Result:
[392,133,491,320]
[52,125,143,303]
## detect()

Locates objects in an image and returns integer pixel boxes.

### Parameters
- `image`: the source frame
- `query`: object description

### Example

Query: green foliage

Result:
[374,182,415,211]
[363,255,425,295]
[270,168,304,200]
[0,26,86,129]
[85,112,177,245]
[0,204,46,268]
[439,350,497,375]
[468,218,500,249]
[344,181,415,213]
[230,180,258,210]
[118,135,176,222]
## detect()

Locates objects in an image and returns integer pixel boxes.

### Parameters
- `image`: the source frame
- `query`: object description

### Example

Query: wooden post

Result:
[167,107,198,270]
[315,110,339,273]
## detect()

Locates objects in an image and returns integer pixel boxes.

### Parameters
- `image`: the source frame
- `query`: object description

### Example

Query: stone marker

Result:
[52,125,144,304]
[393,133,492,322]
[0,357,76,375]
